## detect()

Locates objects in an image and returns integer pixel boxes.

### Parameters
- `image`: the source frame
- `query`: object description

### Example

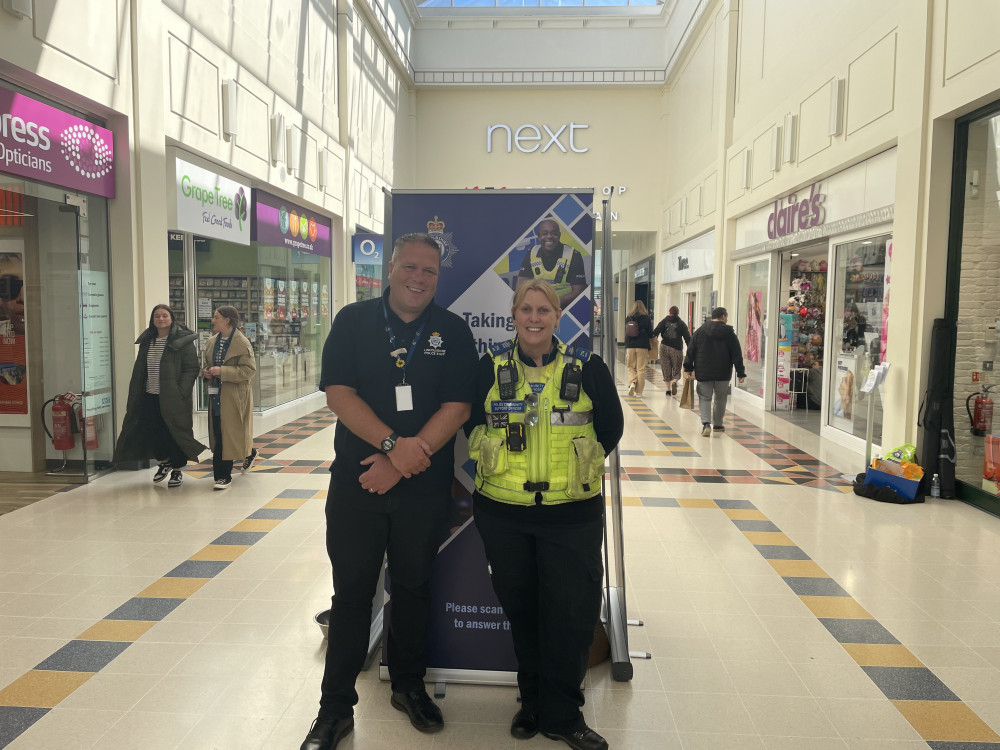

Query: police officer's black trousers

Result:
[475,508,604,733]
[318,477,449,720]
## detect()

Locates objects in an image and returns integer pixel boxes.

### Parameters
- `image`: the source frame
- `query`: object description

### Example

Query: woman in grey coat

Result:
[113,304,207,487]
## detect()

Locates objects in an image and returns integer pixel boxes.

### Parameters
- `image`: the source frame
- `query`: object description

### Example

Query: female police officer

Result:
[466,279,623,750]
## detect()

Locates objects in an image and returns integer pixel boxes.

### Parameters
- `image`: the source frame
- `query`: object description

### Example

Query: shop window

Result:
[736,258,769,398]
[828,233,891,443]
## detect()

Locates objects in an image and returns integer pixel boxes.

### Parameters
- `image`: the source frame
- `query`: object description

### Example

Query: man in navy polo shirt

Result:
[300,233,478,750]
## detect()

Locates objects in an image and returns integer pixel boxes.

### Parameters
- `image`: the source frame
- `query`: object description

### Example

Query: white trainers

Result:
[214,478,232,491]
[628,384,636,397]
[153,462,171,483]
[167,470,183,488]
[701,424,712,437]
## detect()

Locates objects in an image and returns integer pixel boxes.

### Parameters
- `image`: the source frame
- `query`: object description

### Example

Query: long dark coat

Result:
[114,323,207,463]
[202,329,256,461]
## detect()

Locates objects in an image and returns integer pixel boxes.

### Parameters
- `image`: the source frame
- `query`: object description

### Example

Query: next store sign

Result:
[175,158,251,246]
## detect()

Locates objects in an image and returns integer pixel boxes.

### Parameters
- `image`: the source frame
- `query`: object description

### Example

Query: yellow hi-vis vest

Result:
[468,339,606,506]
[528,244,575,299]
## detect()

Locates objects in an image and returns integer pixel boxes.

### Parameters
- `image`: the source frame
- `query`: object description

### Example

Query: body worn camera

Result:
[506,422,526,452]
[560,363,582,402]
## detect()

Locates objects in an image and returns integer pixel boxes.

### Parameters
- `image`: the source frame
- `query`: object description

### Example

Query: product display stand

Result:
[600,197,647,680]
[862,362,890,466]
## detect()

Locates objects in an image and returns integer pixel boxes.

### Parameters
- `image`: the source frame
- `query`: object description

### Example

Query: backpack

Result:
[625,319,639,338]
[664,320,680,341]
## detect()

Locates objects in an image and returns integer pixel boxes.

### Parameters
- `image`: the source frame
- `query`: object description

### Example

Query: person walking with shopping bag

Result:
[202,306,257,490]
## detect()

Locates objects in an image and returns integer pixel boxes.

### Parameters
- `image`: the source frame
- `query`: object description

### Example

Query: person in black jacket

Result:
[652,305,691,396]
[624,300,654,396]
[684,307,746,437]
[114,304,207,487]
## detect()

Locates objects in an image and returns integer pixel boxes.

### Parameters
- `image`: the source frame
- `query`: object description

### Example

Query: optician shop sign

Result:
[253,189,332,257]
[0,87,115,198]
[175,158,250,245]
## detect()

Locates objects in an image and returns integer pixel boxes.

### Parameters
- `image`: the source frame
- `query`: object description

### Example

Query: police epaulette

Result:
[489,339,515,357]
[563,345,591,362]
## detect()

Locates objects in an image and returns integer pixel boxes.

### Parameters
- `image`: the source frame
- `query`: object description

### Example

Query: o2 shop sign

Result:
[487,122,589,154]
[767,182,826,240]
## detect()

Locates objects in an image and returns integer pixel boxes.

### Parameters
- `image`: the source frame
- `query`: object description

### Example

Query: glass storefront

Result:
[736,258,769,398]
[827,232,891,443]
[951,105,1000,495]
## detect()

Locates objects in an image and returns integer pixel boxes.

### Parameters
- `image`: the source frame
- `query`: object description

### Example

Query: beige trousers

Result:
[626,348,648,395]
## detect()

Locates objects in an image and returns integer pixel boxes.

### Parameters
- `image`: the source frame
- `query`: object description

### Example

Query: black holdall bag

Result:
[917,318,957,498]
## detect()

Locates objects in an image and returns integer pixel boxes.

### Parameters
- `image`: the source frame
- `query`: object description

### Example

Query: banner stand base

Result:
[379,665,518,687]
[604,585,634,682]
[363,606,384,671]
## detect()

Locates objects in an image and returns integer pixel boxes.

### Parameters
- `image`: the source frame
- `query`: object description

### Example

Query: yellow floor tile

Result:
[262,497,310,509]
[892,700,1000,742]
[722,509,769,521]
[768,559,828,577]
[137,577,210,599]
[189,544,251,561]
[0,670,94,708]
[677,498,717,508]
[231,519,282,532]
[643,451,673,456]
[76,619,157,642]
[843,643,924,667]
[742,530,796,545]
[799,596,872,619]
[612,496,643,506]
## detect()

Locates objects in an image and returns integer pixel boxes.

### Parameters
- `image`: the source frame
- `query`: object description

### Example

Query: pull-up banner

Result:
[387,189,594,682]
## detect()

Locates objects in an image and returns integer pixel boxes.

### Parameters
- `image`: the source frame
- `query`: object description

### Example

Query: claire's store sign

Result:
[253,189,332,257]
[0,87,115,198]
[767,182,826,240]
[175,158,250,245]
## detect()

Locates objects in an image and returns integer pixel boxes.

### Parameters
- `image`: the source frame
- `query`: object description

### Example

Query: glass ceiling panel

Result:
[419,0,657,6]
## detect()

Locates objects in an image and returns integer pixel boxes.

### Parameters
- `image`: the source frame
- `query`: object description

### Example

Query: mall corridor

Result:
[3,373,1000,750]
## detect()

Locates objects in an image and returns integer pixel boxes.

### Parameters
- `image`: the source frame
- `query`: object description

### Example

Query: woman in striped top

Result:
[114,304,207,486]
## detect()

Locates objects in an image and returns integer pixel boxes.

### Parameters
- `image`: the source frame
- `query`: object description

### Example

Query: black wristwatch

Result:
[381,432,399,453]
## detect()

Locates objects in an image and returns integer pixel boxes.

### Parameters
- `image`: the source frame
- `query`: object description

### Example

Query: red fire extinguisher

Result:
[42,393,79,451]
[967,384,996,437]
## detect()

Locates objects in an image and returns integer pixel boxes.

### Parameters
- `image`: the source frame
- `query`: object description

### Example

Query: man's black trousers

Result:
[474,507,604,733]
[319,476,449,720]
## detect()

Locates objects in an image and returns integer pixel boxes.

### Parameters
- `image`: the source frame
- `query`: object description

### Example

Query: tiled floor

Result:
[3,371,1000,749]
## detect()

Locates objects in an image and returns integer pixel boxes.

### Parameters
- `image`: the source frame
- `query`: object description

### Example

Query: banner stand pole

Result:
[599,195,645,681]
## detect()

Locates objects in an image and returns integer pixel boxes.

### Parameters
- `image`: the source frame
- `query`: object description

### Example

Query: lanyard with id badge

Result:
[383,303,425,412]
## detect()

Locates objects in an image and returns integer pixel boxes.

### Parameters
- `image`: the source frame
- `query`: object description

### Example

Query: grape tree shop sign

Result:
[175,157,250,245]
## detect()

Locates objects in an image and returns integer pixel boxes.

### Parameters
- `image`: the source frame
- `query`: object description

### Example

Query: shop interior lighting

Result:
[783,113,797,163]
[790,252,800,257]
[828,78,845,137]
[221,80,237,139]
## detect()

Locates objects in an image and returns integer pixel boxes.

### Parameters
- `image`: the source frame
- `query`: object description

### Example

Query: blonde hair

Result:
[629,300,648,317]
[512,279,561,313]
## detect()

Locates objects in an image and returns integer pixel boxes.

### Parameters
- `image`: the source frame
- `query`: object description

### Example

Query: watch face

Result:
[381,438,394,451]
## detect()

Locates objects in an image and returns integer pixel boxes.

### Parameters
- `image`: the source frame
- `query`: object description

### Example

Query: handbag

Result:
[679,376,694,409]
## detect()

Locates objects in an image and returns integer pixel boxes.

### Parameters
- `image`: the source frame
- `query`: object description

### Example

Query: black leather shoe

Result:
[299,716,354,750]
[510,708,539,739]
[541,726,609,750]
[390,689,444,733]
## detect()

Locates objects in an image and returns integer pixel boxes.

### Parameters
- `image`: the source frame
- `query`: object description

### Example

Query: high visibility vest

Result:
[527,244,576,298]
[469,339,605,505]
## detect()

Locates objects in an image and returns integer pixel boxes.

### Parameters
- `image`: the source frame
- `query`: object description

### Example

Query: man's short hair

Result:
[711,307,728,319]
[392,233,442,263]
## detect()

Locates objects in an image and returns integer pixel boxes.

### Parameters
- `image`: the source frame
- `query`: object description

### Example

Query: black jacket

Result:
[114,323,207,463]
[684,320,746,382]
[652,315,691,352]
[624,313,654,349]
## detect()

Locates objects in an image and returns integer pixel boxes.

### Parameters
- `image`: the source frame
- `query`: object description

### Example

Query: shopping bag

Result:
[679,376,694,409]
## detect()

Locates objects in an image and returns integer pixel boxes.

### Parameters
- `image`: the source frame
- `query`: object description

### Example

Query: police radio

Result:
[497,360,517,401]
[560,363,582,402]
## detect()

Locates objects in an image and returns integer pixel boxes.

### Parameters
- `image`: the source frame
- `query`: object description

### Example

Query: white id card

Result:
[207,385,220,395]
[395,385,413,412]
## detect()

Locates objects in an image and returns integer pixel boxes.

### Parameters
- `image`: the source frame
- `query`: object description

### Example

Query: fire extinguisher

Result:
[967,384,996,437]
[42,393,79,451]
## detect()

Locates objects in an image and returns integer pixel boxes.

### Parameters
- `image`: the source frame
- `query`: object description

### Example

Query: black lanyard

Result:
[382,302,426,386]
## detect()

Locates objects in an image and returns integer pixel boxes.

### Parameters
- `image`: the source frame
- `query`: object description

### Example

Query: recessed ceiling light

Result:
[862,240,873,245]
[790,253,800,257]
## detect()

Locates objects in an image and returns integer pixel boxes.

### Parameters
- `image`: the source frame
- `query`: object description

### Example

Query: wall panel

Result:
[847,32,896,136]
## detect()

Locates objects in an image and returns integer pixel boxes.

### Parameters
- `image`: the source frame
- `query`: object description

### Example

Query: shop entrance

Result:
[0,182,114,481]
[773,242,828,433]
